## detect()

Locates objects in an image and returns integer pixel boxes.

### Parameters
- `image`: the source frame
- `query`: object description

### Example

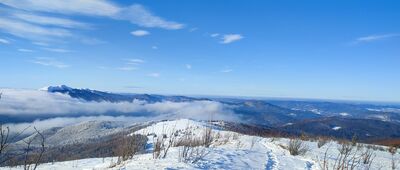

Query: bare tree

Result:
[22,127,45,170]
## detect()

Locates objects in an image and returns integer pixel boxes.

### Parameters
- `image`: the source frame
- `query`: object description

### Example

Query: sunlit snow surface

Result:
[1,119,398,170]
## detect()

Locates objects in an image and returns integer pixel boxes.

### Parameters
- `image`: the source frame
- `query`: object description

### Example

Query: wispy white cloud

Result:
[189,27,198,32]
[80,37,106,45]
[42,47,72,53]
[130,30,150,36]
[18,48,34,52]
[220,34,243,44]
[119,4,184,30]
[13,13,90,29]
[0,17,72,40]
[31,57,69,68]
[1,1,183,30]
[0,0,120,17]
[353,34,399,44]
[185,64,192,69]
[221,69,233,73]
[0,0,183,46]
[117,66,137,71]
[124,85,142,89]
[32,41,49,46]
[126,58,145,65]
[148,73,160,77]
[152,45,158,49]
[210,33,219,37]
[0,38,10,44]
[117,59,144,71]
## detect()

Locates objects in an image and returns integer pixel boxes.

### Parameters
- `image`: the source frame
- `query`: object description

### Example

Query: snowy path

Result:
[261,139,318,170]
[265,150,279,170]
[261,140,280,170]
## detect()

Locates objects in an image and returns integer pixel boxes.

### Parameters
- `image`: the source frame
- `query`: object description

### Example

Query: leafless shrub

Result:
[152,122,178,159]
[177,134,208,163]
[351,135,358,146]
[250,137,257,150]
[203,126,213,148]
[0,124,10,164]
[235,140,244,149]
[22,127,45,170]
[388,146,398,170]
[108,158,117,168]
[161,132,176,159]
[176,120,216,163]
[270,137,279,142]
[232,133,239,140]
[278,144,287,150]
[178,135,193,162]
[288,138,309,156]
[0,93,14,165]
[114,134,147,164]
[152,136,164,159]
[214,132,221,140]
[318,141,379,170]
[1,94,47,169]
[300,133,309,141]
[361,147,376,169]
[223,133,232,141]
[332,141,362,170]
[217,133,231,145]
[0,125,35,167]
[317,144,332,170]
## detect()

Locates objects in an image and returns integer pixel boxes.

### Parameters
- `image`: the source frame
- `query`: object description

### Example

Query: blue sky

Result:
[0,0,399,102]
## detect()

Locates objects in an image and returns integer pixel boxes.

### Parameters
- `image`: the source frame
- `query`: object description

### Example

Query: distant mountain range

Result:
[40,85,203,103]
[3,85,400,142]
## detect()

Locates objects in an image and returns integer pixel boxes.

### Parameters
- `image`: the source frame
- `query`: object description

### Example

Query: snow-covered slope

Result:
[2,119,399,170]
[17,120,128,146]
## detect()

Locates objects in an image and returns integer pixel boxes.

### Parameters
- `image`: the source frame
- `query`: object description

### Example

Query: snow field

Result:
[2,119,399,170]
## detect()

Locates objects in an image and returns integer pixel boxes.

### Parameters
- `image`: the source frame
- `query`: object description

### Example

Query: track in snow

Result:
[265,150,279,170]
[305,161,314,170]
